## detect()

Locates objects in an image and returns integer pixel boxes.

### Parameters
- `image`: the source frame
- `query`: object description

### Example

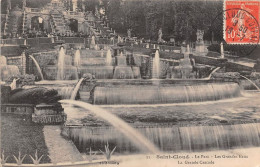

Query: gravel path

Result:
[43,125,83,163]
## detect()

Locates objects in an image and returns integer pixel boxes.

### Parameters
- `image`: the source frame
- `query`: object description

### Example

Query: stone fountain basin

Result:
[62,91,260,153]
[84,79,241,105]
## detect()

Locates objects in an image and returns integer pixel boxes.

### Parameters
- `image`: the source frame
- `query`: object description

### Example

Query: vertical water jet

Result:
[57,47,65,80]
[152,50,160,79]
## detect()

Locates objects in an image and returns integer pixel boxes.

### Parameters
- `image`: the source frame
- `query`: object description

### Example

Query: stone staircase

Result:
[86,13,114,38]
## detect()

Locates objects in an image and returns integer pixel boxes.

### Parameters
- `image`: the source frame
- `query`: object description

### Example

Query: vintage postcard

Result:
[0,0,260,167]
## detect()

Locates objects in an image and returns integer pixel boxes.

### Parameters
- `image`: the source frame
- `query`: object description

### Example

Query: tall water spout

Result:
[91,36,95,45]
[57,47,65,80]
[29,55,44,80]
[106,49,112,66]
[152,50,160,79]
[60,100,160,153]
[24,39,27,45]
[74,49,81,67]
[220,42,224,58]
[70,78,84,100]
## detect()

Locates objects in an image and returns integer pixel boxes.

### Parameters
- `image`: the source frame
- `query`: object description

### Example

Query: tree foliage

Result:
[103,0,223,42]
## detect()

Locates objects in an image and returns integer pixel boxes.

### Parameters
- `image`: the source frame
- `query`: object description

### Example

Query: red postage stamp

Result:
[224,0,260,44]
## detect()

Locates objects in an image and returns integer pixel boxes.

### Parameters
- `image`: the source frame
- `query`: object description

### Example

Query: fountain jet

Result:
[106,49,112,66]
[70,78,85,100]
[29,55,44,80]
[57,47,65,80]
[74,49,81,67]
[152,50,160,79]
[220,42,224,58]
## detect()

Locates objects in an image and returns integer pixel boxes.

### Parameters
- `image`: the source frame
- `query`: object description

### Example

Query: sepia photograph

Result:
[0,0,260,166]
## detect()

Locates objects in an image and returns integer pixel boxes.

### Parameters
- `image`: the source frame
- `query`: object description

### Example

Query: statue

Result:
[127,29,131,39]
[196,29,204,43]
[9,87,61,105]
[22,0,26,9]
[95,6,100,18]
[158,28,163,42]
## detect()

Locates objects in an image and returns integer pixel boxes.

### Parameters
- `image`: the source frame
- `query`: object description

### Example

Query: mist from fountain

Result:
[152,50,160,79]
[106,49,112,66]
[57,47,65,80]
[29,55,44,80]
[74,49,81,67]
[60,100,160,153]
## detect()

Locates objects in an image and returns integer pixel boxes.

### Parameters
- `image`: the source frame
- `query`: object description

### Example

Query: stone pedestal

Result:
[195,42,207,53]
[32,103,67,124]
[115,56,127,66]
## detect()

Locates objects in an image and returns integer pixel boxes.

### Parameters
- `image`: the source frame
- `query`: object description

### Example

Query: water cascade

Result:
[70,78,84,100]
[93,82,241,104]
[74,49,81,67]
[152,50,160,79]
[57,47,65,80]
[29,55,44,80]
[113,52,134,79]
[68,123,260,153]
[60,100,160,153]
[106,50,112,66]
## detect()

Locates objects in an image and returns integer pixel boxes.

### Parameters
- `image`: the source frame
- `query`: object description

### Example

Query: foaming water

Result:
[29,55,44,80]
[67,123,260,153]
[152,50,160,79]
[57,47,65,80]
[71,78,84,100]
[60,100,160,153]
[93,83,241,104]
